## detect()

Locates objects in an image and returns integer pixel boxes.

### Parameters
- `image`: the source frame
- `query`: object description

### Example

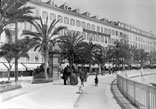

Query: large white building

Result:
[0,0,156,72]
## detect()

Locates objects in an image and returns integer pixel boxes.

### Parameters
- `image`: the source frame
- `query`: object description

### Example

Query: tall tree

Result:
[94,46,107,74]
[0,0,37,82]
[147,51,156,66]
[133,48,149,68]
[0,36,33,80]
[0,0,36,34]
[59,31,85,69]
[83,39,102,73]
[23,17,66,80]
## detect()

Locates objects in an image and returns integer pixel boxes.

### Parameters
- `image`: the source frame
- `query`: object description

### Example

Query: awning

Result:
[0,63,8,71]
[3,63,26,71]
[22,63,41,70]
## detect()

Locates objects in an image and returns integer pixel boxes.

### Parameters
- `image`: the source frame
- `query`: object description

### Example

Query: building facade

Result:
[0,0,156,67]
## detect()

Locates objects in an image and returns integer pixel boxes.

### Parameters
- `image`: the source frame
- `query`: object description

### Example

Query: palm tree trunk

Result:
[98,64,101,74]
[89,62,92,74]
[44,49,49,80]
[7,70,10,81]
[49,53,53,81]
[15,22,18,82]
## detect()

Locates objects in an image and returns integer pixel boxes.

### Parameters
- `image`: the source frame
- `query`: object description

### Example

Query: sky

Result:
[49,0,156,34]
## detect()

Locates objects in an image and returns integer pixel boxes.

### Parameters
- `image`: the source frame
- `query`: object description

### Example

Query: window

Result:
[87,33,90,40]
[108,29,111,34]
[42,11,48,19]
[92,24,95,30]
[36,9,40,17]
[92,34,95,41]
[82,22,86,28]
[104,28,107,34]
[64,29,69,35]
[120,32,123,36]
[101,27,103,33]
[59,30,64,35]
[105,37,107,43]
[96,35,99,42]
[116,31,118,36]
[64,17,69,24]
[97,26,100,32]
[70,19,75,26]
[76,20,81,27]
[101,36,104,42]
[82,32,86,39]
[25,22,32,30]
[58,15,63,23]
[87,23,90,29]
[50,13,56,21]
[112,30,115,35]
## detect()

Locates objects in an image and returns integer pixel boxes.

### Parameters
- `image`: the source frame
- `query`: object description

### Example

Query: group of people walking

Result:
[61,65,99,87]
[62,65,88,86]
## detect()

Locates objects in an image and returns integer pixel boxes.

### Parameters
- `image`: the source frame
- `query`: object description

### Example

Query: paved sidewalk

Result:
[0,75,97,109]
[74,74,121,109]
[0,75,123,109]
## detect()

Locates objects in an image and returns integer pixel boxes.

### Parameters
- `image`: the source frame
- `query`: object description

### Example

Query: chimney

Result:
[64,2,68,10]
[68,7,72,11]
[50,0,55,6]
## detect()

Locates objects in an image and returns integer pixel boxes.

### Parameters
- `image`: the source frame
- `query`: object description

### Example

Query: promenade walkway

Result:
[74,75,121,109]
[0,74,124,109]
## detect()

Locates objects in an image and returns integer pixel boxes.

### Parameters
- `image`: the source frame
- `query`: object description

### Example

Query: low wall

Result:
[0,82,21,93]
[117,69,156,109]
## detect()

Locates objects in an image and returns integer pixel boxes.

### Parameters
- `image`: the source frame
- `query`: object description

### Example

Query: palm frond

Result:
[51,26,67,37]
[48,19,57,35]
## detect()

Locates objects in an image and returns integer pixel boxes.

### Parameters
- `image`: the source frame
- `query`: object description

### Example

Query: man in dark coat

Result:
[63,65,71,85]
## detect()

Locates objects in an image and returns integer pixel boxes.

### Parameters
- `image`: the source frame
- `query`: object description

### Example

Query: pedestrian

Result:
[63,65,70,85]
[78,84,83,94]
[94,74,98,86]
[108,66,111,74]
[79,69,85,87]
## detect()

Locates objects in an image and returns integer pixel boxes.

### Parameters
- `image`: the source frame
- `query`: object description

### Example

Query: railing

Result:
[0,82,21,93]
[117,71,156,109]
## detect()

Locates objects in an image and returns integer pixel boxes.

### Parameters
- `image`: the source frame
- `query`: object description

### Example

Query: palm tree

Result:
[59,31,85,69]
[133,48,148,68]
[106,40,125,71]
[147,51,156,67]
[80,38,103,74]
[0,0,36,34]
[23,17,66,80]
[94,46,107,74]
[0,0,37,82]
